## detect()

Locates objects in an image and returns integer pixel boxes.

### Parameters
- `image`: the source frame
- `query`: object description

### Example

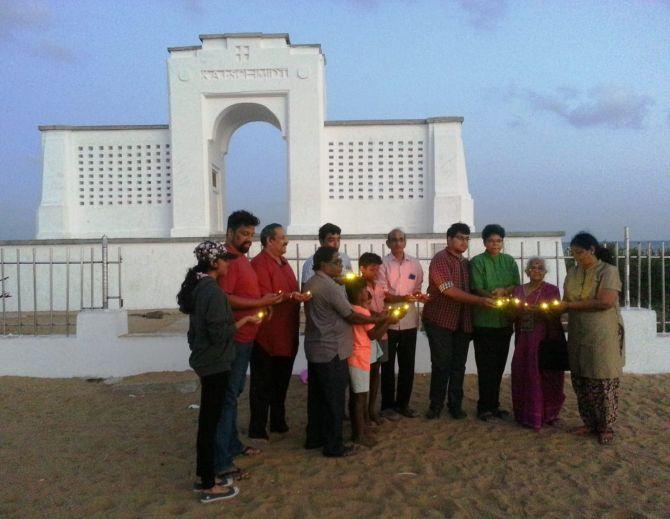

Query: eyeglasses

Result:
[327,258,343,265]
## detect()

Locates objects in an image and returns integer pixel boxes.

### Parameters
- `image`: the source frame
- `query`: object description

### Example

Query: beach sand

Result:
[1,372,669,518]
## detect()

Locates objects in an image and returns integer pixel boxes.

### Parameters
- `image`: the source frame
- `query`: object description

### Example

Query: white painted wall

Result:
[37,128,173,239]
[36,34,474,240]
[1,308,668,378]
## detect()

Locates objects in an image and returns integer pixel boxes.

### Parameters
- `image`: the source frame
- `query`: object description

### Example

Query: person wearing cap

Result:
[177,241,261,504]
[215,210,282,480]
[248,223,311,439]
[300,223,352,288]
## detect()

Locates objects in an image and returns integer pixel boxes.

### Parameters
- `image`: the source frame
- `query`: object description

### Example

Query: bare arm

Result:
[443,286,496,308]
[344,310,382,325]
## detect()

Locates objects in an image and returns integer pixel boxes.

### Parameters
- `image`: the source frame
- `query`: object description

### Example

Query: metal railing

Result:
[0,236,123,336]
[280,227,669,334]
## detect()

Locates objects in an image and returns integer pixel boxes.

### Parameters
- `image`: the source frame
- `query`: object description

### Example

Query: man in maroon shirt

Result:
[249,223,311,439]
[215,210,282,478]
[422,222,496,420]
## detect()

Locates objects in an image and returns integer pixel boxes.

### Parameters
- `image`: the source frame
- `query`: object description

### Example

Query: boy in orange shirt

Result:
[344,277,397,447]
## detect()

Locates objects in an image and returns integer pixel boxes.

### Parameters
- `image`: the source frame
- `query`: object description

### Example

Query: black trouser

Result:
[305,356,349,457]
[196,370,230,489]
[424,321,471,413]
[248,344,295,437]
[381,328,418,410]
[473,326,513,414]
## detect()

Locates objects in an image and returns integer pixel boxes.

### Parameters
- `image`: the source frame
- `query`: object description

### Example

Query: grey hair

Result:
[260,223,283,247]
[386,227,406,242]
[525,256,548,273]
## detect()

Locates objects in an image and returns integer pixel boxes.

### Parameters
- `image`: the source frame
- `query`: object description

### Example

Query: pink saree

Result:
[511,282,565,430]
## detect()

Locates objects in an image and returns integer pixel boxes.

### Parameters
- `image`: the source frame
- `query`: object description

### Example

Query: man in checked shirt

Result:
[422,223,497,420]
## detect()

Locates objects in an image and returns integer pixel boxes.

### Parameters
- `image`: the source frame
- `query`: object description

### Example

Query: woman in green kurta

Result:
[470,224,521,421]
[559,232,624,445]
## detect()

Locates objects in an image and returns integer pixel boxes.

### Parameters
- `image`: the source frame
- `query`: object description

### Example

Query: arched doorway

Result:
[224,121,287,229]
[208,102,287,234]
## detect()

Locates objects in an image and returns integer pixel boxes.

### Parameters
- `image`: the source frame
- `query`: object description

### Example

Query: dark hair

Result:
[359,252,382,268]
[482,224,505,241]
[227,210,260,232]
[312,246,338,271]
[177,260,211,314]
[260,223,283,247]
[570,232,615,265]
[318,223,342,242]
[344,277,368,305]
[446,222,471,238]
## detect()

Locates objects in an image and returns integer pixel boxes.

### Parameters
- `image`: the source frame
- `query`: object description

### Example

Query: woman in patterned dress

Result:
[558,232,624,445]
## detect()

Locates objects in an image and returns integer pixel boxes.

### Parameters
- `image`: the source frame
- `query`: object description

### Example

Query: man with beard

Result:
[215,210,282,480]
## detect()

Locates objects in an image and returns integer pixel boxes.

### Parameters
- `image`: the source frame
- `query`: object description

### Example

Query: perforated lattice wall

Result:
[76,143,172,206]
[327,140,424,200]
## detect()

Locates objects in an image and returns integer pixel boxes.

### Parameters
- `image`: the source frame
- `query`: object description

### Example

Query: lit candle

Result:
[403,303,410,310]
[257,311,265,319]
[344,271,357,281]
[305,291,312,297]
[552,299,560,306]
[512,298,521,305]
[495,299,506,307]
[540,302,549,311]
[392,309,401,317]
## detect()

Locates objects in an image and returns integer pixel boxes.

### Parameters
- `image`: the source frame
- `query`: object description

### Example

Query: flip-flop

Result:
[218,467,251,480]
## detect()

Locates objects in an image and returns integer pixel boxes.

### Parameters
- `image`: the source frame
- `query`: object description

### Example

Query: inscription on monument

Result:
[201,68,289,80]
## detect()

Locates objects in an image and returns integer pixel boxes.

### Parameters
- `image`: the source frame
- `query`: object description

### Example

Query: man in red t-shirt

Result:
[249,224,311,439]
[215,210,282,477]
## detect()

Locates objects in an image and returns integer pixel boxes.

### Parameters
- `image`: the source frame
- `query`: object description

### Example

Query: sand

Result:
[1,372,669,518]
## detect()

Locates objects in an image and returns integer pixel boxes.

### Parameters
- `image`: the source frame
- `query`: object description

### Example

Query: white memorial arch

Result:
[37,33,474,239]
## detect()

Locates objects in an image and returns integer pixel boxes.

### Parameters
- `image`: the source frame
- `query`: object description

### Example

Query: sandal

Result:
[217,467,251,481]
[240,445,262,456]
[598,429,615,445]
[200,485,239,504]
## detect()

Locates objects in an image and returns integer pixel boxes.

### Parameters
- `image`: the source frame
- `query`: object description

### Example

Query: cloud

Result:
[29,41,78,63]
[520,86,654,129]
[0,0,52,40]
[455,0,507,30]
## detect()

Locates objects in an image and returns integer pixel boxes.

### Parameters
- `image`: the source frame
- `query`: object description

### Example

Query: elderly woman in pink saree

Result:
[510,257,565,431]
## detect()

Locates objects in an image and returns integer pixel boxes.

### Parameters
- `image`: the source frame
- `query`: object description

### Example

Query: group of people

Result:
[178,211,625,504]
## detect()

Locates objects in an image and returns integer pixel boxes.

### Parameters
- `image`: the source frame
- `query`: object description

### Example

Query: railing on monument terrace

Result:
[287,226,669,334]
[0,236,122,336]
[0,228,667,336]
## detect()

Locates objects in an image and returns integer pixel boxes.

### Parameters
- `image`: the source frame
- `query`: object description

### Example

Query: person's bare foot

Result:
[569,425,594,436]
[598,429,614,445]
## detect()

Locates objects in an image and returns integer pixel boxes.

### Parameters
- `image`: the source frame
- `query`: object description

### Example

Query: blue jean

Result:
[215,340,253,473]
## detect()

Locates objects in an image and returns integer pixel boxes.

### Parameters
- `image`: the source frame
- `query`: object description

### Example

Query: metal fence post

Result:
[101,236,109,309]
[624,227,631,308]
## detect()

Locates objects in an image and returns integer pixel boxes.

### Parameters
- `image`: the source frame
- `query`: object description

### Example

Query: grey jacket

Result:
[187,276,236,377]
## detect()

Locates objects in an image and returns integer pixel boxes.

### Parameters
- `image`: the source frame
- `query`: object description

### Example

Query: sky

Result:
[0,0,669,242]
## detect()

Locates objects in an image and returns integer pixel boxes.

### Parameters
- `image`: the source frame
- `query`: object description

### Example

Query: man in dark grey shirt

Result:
[303,246,381,457]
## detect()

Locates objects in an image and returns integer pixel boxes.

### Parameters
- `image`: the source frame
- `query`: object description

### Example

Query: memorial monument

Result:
[36,33,474,239]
